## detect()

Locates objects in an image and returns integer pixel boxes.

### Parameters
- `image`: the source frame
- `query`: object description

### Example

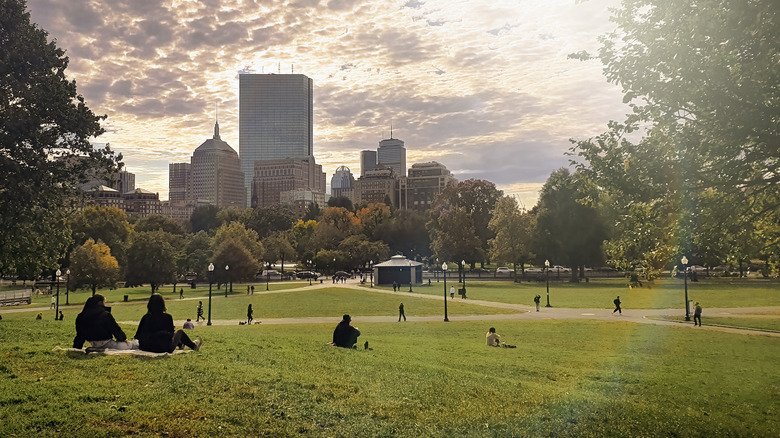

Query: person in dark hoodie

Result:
[134,294,201,353]
[332,314,360,348]
[73,294,134,350]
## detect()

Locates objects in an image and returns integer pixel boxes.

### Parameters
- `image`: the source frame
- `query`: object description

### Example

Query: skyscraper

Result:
[377,137,406,177]
[191,121,245,208]
[360,150,377,177]
[239,73,314,205]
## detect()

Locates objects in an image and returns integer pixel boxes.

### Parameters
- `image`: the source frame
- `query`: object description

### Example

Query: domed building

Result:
[330,165,355,200]
[190,120,246,208]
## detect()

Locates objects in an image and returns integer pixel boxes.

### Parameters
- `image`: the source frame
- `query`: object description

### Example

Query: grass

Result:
[405,277,780,309]
[1,283,778,436]
[647,314,780,332]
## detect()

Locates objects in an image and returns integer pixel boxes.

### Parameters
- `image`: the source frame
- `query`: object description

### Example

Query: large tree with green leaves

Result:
[0,0,121,277]
[488,196,536,276]
[125,231,177,293]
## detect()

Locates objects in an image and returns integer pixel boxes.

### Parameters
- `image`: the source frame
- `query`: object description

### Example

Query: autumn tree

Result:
[488,196,536,277]
[69,239,119,295]
[213,221,263,262]
[356,203,391,239]
[0,0,121,276]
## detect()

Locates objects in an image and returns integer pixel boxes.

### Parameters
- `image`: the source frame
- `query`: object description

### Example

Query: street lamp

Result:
[369,260,373,288]
[461,260,467,295]
[266,262,271,291]
[545,259,552,307]
[207,263,214,326]
[55,269,61,320]
[442,262,449,322]
[307,260,313,286]
[682,256,690,321]
[224,265,230,297]
[65,269,70,305]
[409,260,413,292]
[435,258,439,282]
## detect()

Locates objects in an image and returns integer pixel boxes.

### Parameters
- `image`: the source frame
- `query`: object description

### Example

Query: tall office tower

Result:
[360,150,377,177]
[168,163,191,202]
[191,121,246,208]
[239,73,314,205]
[118,170,135,194]
[377,137,406,177]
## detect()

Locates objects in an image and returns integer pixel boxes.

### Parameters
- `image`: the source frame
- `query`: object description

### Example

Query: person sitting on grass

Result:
[486,327,516,348]
[332,314,360,348]
[134,294,201,353]
[73,294,135,350]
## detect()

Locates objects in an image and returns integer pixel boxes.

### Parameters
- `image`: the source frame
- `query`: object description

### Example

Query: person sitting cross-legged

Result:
[486,327,516,348]
[332,314,361,348]
[135,294,201,353]
[73,294,135,350]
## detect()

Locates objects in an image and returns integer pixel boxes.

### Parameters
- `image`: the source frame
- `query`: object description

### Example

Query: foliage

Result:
[261,231,296,272]
[189,205,220,233]
[374,209,431,259]
[428,204,483,265]
[291,219,318,263]
[338,234,389,269]
[0,0,121,276]
[68,238,119,294]
[212,221,263,261]
[124,231,177,292]
[182,230,212,279]
[311,207,360,251]
[327,195,353,211]
[133,214,185,235]
[355,202,391,239]
[242,204,297,239]
[488,196,536,273]
[211,240,261,284]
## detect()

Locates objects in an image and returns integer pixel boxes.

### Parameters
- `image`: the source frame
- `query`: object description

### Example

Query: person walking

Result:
[398,303,406,322]
[534,294,541,312]
[251,285,255,295]
[693,302,702,326]
[196,301,205,322]
[450,286,455,299]
[393,281,397,292]
[179,288,184,299]
[613,296,622,315]
[247,304,254,325]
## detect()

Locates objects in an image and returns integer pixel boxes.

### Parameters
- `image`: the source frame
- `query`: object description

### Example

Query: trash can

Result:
[123,295,128,302]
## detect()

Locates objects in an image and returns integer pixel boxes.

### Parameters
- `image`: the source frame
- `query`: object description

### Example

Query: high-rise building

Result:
[377,137,406,177]
[168,163,191,202]
[353,166,398,207]
[360,150,377,177]
[402,161,457,210]
[251,157,326,209]
[118,170,135,193]
[190,121,245,208]
[239,73,314,205]
[331,166,355,200]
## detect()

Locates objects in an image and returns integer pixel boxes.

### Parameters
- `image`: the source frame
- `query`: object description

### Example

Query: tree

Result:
[242,204,297,239]
[291,219,318,263]
[311,207,359,251]
[183,231,213,280]
[190,205,220,233]
[0,0,121,276]
[69,239,119,295]
[213,222,263,261]
[125,231,177,293]
[428,205,483,267]
[374,210,431,259]
[488,196,536,276]
[327,196,353,211]
[533,169,607,282]
[356,203,391,239]
[212,240,261,284]
[428,179,502,266]
[262,232,296,273]
[134,214,185,235]
[338,234,389,269]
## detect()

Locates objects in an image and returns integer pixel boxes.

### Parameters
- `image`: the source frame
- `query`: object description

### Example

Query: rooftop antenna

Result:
[390,120,393,139]
[292,64,294,74]
[214,102,220,140]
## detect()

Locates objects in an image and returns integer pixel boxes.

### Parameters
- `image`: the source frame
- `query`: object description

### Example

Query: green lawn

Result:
[405,277,780,309]
[648,314,780,332]
[0,315,777,437]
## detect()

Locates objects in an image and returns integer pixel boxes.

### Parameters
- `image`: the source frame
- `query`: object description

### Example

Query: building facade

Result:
[360,150,377,177]
[118,170,135,194]
[402,161,457,210]
[190,121,245,208]
[239,73,314,205]
[353,167,398,207]
[330,165,355,200]
[251,157,326,208]
[168,163,191,202]
[377,137,406,177]
[120,188,162,217]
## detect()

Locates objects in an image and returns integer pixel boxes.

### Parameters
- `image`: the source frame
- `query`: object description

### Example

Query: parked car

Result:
[495,267,513,275]
[258,270,282,280]
[524,267,544,274]
[553,265,571,273]
[294,271,319,280]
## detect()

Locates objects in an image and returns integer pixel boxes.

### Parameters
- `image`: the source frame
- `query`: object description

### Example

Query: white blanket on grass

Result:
[53,346,193,357]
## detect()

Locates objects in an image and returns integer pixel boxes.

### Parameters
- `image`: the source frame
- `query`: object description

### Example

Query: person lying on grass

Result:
[73,294,136,350]
[486,327,516,348]
[134,294,201,353]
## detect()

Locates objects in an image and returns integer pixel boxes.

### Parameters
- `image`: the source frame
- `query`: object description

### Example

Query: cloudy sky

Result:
[27,0,627,208]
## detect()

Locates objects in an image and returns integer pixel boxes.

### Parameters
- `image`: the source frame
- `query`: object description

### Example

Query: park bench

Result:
[0,290,32,306]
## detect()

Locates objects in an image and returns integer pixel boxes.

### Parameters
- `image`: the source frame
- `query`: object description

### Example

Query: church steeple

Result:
[213,103,221,140]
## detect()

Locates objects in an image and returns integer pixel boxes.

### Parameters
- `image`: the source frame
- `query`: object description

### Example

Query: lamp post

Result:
[369,260,373,288]
[461,260,466,294]
[442,262,449,322]
[55,269,61,320]
[409,260,413,292]
[682,256,690,321]
[435,258,439,282]
[207,263,214,326]
[307,260,312,286]
[224,265,230,297]
[266,262,270,291]
[65,269,70,305]
[545,259,551,307]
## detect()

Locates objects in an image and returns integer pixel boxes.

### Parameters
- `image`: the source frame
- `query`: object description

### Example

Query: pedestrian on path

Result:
[251,285,255,295]
[398,303,406,322]
[179,288,184,299]
[613,296,622,315]
[247,304,253,325]
[450,286,455,299]
[393,281,397,292]
[196,301,205,322]
[694,302,702,326]
[534,295,541,312]
[50,295,56,309]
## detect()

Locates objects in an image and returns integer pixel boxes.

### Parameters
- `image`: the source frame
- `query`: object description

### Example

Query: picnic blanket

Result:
[53,346,193,358]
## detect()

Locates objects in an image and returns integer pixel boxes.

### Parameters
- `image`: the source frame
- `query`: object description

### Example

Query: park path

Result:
[4,278,778,338]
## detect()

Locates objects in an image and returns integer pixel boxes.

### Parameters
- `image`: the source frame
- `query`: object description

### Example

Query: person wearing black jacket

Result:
[73,294,133,350]
[332,314,360,348]
[135,294,200,353]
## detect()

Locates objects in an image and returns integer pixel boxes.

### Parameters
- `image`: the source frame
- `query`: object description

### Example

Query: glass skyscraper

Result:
[239,73,313,206]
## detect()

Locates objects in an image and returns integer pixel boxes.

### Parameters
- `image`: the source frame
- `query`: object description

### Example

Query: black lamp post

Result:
[461,259,466,294]
[224,265,230,297]
[266,262,270,291]
[55,269,61,320]
[545,259,552,307]
[409,260,413,292]
[307,260,312,286]
[435,258,439,282]
[682,256,690,321]
[442,262,449,322]
[65,269,70,305]
[369,260,373,288]
[207,263,214,326]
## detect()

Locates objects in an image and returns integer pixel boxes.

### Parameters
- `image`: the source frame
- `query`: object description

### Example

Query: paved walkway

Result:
[4,279,778,338]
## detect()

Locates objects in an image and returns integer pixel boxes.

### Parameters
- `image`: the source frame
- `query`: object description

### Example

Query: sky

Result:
[27,0,627,209]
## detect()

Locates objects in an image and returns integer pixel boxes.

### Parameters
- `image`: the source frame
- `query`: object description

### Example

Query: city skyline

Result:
[26,0,627,209]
